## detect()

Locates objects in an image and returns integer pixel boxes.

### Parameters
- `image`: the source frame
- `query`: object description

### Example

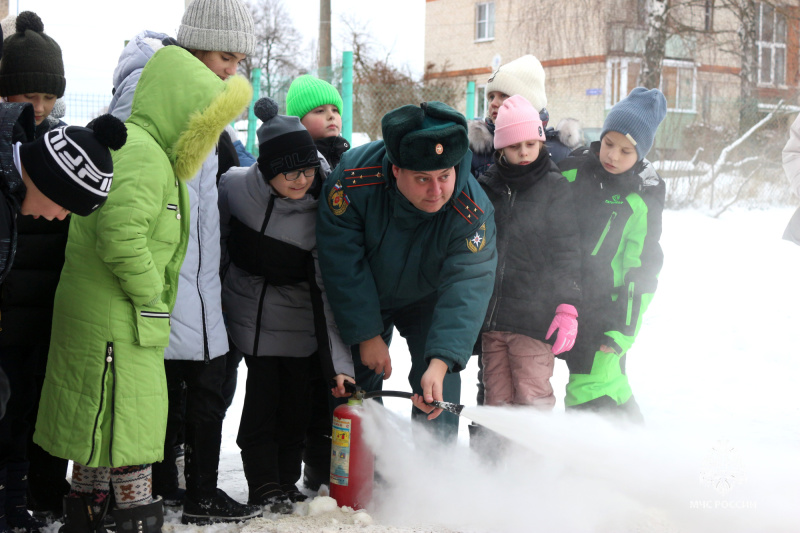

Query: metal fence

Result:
[58,81,798,210]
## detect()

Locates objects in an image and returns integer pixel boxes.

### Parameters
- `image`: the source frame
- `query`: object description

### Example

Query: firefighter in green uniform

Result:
[557,87,667,420]
[317,101,497,440]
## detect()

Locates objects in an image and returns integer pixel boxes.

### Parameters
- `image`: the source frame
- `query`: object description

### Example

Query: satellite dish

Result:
[491,54,502,71]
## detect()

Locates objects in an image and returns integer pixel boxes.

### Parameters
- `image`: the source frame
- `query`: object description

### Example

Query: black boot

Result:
[26,443,70,523]
[4,463,45,533]
[112,498,163,533]
[181,489,262,525]
[59,496,108,533]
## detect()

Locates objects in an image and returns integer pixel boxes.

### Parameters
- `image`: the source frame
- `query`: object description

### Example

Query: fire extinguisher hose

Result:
[362,390,414,400]
[335,381,466,416]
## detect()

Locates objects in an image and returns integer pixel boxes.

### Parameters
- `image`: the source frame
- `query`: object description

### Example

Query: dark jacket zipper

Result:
[251,195,276,357]
[195,208,210,363]
[87,342,113,465]
[108,342,116,466]
[487,185,516,329]
[591,211,617,256]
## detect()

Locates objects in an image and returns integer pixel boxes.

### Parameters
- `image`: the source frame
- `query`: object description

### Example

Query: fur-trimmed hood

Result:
[556,118,584,150]
[468,118,494,157]
[127,46,252,181]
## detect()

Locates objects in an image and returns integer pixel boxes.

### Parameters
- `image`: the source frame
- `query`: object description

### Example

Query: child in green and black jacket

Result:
[557,87,667,421]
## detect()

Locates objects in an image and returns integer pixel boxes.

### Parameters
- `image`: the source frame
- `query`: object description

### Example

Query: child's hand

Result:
[330,374,355,398]
[546,304,578,355]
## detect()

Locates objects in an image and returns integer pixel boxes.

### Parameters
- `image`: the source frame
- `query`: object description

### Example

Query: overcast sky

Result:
[10,0,425,95]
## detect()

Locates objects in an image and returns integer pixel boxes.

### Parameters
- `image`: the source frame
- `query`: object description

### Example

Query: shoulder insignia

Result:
[342,165,384,188]
[452,191,484,225]
[327,180,350,216]
[466,223,487,253]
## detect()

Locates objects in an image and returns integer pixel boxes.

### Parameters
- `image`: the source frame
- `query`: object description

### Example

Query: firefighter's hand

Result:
[359,336,392,379]
[412,358,449,420]
[330,374,356,398]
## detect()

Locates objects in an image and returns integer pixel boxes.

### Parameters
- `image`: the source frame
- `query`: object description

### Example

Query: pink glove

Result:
[546,304,578,355]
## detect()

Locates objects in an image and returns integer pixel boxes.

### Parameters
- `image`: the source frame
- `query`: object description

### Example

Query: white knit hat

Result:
[486,54,547,114]
[177,0,256,56]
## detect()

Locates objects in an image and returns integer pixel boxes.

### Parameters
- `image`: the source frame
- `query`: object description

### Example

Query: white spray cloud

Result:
[359,401,800,533]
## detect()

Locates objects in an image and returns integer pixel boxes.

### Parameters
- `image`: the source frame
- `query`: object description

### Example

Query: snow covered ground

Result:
[54,207,800,532]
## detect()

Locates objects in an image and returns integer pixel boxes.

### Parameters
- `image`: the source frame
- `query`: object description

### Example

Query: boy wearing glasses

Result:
[217,99,352,513]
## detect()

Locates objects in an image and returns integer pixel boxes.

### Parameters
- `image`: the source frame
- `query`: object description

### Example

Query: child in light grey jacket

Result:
[218,98,352,514]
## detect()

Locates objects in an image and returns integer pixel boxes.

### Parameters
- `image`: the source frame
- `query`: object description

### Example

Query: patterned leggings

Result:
[68,463,152,513]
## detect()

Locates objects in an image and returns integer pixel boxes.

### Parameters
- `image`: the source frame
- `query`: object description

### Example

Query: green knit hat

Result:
[286,75,343,119]
[0,12,65,98]
[381,101,468,171]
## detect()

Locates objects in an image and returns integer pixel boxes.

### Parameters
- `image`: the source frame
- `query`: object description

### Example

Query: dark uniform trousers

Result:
[347,293,462,442]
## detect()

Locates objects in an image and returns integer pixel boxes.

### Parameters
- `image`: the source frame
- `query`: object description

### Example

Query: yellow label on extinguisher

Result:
[330,416,351,486]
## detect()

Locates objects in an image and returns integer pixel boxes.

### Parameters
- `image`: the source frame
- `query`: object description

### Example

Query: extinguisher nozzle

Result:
[429,400,465,416]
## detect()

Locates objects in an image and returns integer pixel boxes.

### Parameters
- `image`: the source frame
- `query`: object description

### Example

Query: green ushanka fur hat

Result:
[381,101,468,171]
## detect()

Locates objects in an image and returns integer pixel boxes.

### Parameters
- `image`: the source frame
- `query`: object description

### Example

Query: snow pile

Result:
[237,495,443,532]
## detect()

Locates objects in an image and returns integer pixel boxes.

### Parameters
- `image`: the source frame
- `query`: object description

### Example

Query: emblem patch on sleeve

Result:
[466,223,487,253]
[328,180,350,216]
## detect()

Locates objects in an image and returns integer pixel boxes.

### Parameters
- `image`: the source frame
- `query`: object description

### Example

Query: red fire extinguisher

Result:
[329,396,374,510]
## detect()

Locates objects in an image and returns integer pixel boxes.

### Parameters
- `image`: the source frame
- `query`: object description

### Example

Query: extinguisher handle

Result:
[329,378,360,396]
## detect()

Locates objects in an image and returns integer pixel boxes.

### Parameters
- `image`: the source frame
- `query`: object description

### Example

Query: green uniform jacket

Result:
[558,143,665,357]
[34,46,252,467]
[317,141,497,372]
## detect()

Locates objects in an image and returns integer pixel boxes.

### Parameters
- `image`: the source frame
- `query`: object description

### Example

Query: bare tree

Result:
[639,0,670,88]
[241,0,310,100]
[339,17,460,141]
[707,0,758,133]
[514,0,603,60]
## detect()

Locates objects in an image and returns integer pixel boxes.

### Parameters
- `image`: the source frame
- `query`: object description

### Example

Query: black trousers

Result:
[0,345,39,465]
[0,343,69,513]
[151,354,228,501]
[302,352,337,487]
[237,355,311,496]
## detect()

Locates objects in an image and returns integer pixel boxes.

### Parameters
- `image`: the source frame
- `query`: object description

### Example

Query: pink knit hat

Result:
[494,95,545,150]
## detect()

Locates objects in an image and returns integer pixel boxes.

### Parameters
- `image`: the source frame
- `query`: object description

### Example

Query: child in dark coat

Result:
[478,95,582,410]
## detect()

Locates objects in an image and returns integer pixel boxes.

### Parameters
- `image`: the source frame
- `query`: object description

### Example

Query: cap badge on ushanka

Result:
[435,143,443,155]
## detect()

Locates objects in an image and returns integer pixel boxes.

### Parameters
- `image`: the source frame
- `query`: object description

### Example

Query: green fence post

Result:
[342,51,354,143]
[466,81,475,120]
[247,68,262,156]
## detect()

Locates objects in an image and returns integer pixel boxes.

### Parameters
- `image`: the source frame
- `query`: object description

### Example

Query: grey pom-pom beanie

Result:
[177,0,256,56]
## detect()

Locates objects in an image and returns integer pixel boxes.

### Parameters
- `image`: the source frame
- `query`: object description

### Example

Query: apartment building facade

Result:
[425,0,800,155]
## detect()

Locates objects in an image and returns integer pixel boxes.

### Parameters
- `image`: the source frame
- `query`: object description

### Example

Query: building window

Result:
[606,58,641,108]
[475,84,488,119]
[607,58,696,112]
[704,0,714,32]
[661,60,696,112]
[757,2,786,87]
[475,2,495,42]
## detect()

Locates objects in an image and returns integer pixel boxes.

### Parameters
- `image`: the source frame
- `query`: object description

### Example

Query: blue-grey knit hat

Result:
[601,87,667,160]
